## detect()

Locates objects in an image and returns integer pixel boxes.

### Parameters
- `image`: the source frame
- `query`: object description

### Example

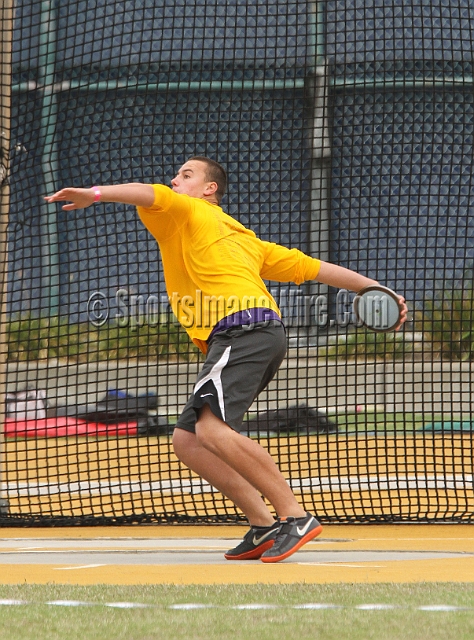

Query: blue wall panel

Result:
[326,1,474,305]
[8,0,474,318]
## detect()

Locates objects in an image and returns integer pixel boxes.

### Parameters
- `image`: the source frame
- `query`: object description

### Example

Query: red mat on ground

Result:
[3,417,138,438]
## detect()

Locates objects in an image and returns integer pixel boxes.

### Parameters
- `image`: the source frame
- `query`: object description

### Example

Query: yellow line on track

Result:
[0,525,473,585]
[1,557,474,585]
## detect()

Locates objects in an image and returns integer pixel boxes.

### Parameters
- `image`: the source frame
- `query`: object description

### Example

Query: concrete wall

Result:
[7,355,474,417]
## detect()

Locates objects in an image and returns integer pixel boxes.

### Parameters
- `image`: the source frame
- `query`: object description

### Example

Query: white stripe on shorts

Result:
[193,345,231,421]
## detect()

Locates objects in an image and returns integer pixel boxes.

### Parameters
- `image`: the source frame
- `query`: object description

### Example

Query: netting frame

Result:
[0,1,473,527]
[0,0,13,519]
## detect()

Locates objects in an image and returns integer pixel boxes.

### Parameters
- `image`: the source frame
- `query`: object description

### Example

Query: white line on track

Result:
[16,547,45,550]
[3,474,473,497]
[46,601,93,607]
[54,564,106,570]
[168,604,215,610]
[105,602,151,609]
[356,604,398,610]
[298,563,386,568]
[0,601,471,611]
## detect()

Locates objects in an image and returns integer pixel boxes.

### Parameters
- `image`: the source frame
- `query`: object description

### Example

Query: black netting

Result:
[0,0,473,526]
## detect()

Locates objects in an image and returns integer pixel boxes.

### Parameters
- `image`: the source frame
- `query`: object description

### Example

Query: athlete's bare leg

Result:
[194,404,306,518]
[172,427,275,526]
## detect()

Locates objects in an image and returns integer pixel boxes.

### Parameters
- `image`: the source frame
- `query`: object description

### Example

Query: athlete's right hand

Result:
[44,187,96,211]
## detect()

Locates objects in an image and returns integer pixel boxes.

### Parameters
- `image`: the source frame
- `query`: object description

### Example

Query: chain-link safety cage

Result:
[0,0,473,525]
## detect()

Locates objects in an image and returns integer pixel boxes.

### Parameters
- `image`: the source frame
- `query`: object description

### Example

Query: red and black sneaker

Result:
[260,512,322,563]
[224,522,281,560]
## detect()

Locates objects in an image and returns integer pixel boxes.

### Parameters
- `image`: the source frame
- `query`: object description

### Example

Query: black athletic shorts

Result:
[175,321,286,433]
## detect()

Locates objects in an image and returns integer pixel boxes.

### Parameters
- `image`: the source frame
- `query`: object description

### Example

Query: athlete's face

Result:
[171,160,217,200]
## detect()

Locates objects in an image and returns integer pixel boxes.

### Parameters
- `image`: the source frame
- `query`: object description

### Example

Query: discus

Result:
[353,284,403,333]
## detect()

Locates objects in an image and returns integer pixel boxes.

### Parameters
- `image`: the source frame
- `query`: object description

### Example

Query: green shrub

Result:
[317,329,417,361]
[5,314,199,363]
[419,270,474,361]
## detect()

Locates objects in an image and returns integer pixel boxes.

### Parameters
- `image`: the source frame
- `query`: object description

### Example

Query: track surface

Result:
[0,524,473,584]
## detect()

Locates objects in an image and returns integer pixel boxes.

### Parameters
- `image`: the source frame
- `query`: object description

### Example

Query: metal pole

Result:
[308,1,330,338]
[0,0,13,517]
[12,77,308,95]
[331,76,474,93]
[38,0,60,316]
[12,76,473,98]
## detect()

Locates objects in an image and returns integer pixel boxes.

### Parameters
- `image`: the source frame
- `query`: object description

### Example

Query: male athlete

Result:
[45,157,407,562]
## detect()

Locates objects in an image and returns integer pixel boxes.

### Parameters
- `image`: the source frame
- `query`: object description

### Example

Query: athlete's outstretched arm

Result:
[316,260,379,292]
[44,184,155,211]
[316,260,408,329]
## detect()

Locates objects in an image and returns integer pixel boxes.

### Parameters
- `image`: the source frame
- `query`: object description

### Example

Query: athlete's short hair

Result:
[189,156,227,203]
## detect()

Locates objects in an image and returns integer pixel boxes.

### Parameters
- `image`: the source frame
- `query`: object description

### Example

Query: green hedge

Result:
[5,315,199,363]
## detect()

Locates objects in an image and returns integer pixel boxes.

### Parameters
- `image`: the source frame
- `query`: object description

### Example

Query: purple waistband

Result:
[208,308,282,342]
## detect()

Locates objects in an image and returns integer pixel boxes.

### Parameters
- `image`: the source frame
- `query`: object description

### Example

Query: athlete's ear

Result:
[203,181,218,197]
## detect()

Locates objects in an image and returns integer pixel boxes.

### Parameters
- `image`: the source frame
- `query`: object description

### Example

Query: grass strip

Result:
[0,583,473,640]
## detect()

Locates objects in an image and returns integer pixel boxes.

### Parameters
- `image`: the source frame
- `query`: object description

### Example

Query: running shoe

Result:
[224,522,281,560]
[260,512,322,563]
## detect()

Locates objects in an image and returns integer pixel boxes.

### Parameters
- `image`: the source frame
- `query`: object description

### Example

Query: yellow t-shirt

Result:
[137,185,321,353]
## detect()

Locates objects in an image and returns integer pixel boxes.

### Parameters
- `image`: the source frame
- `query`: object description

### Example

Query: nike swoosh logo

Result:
[297,518,315,537]
[253,529,277,546]
[200,393,214,398]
